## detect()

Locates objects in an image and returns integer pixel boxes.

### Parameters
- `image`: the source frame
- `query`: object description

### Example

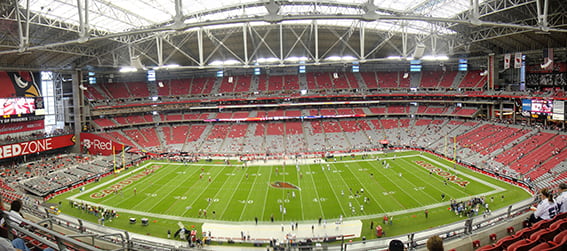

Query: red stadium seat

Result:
[472,239,481,248]
[553,228,567,243]
[507,226,515,235]
[555,211,567,220]
[489,233,497,243]
[506,239,538,251]
[495,235,522,250]
[548,218,567,232]
[513,227,539,239]
[540,235,567,251]
[532,241,555,250]
[530,219,554,230]
[530,226,563,242]
[475,244,501,251]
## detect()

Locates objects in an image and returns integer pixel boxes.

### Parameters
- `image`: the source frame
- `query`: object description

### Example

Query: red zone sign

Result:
[0,134,75,160]
[89,165,162,199]
[415,161,470,187]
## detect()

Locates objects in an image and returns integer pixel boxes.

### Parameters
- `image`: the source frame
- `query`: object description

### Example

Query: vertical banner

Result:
[488,53,495,90]
[504,53,511,69]
[514,52,522,69]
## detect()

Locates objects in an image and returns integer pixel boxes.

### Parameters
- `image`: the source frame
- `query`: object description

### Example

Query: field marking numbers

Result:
[312,198,327,203]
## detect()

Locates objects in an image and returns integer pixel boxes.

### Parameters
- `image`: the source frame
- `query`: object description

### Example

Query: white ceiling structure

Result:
[0,0,566,70]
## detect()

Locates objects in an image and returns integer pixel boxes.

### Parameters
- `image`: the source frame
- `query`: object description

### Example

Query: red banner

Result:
[80,133,125,156]
[0,120,44,135]
[0,134,75,160]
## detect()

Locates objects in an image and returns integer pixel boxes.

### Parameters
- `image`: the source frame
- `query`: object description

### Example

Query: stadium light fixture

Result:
[119,66,137,73]
[209,59,240,66]
[255,57,279,64]
[422,55,449,61]
[387,56,403,60]
[325,55,357,62]
[285,56,309,62]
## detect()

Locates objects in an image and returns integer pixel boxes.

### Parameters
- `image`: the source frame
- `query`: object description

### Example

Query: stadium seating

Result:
[506,239,538,251]
[458,70,487,88]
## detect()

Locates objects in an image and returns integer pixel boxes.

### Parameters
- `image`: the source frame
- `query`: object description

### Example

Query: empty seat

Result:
[489,233,497,243]
[495,235,522,250]
[506,239,538,251]
[475,244,501,251]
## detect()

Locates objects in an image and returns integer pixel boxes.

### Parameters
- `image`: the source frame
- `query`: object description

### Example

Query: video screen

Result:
[530,99,553,114]
[0,97,36,116]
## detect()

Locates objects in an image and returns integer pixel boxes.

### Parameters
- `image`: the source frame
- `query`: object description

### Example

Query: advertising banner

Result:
[80,133,125,156]
[0,134,75,160]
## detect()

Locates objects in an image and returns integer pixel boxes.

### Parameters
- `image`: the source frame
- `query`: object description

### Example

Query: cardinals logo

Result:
[270,181,300,190]
[8,72,41,97]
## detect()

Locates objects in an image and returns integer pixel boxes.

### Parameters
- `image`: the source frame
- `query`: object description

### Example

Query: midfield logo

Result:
[270,181,300,190]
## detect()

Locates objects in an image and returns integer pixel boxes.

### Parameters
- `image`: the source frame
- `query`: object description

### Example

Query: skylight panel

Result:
[374,0,418,12]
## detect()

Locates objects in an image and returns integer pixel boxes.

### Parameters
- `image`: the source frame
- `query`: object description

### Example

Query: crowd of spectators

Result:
[70,202,118,224]
[0,127,73,144]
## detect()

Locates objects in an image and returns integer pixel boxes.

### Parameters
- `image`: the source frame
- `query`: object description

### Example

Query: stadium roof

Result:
[0,0,566,70]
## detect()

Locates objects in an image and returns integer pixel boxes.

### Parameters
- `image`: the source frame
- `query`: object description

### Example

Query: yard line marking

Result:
[260,165,273,221]
[238,167,262,221]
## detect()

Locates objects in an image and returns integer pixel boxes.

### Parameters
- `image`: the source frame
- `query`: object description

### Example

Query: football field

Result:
[70,151,509,224]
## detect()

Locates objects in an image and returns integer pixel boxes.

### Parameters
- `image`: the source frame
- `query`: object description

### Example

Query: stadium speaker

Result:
[413,43,426,59]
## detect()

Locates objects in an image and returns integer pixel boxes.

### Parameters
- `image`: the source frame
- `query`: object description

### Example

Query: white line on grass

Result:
[260,165,273,221]
[238,167,262,221]
[397,157,467,199]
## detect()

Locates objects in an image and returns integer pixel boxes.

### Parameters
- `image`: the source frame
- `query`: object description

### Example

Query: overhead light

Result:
[255,57,279,64]
[387,56,403,60]
[119,66,137,73]
[422,55,449,61]
[209,59,240,66]
[325,55,357,61]
[285,56,309,62]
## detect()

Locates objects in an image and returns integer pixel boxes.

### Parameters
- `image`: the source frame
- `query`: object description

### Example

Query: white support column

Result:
[359,22,365,61]
[536,0,549,30]
[173,0,183,28]
[280,23,284,64]
[198,28,204,67]
[76,0,89,41]
[156,35,163,66]
[314,20,319,64]
[16,0,31,51]
[470,0,481,25]
[430,34,437,56]
[243,23,248,66]
[402,24,408,58]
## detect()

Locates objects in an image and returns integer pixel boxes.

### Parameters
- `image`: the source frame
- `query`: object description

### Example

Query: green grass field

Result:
[52,151,531,241]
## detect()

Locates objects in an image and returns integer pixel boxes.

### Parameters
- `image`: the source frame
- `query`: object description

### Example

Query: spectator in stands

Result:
[0,199,24,226]
[0,237,55,251]
[388,239,405,251]
[426,235,444,251]
[529,188,558,223]
[557,182,567,213]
